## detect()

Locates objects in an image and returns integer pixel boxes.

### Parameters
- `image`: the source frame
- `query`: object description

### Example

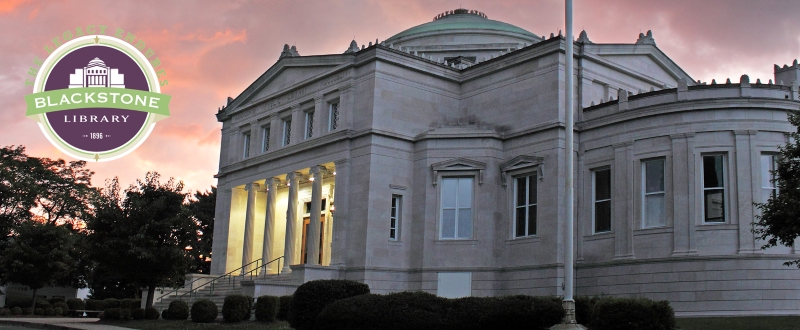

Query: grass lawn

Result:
[97,319,293,329]
[676,316,800,330]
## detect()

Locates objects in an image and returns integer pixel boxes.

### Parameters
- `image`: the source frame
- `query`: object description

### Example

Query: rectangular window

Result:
[390,195,400,241]
[440,177,473,239]
[642,159,666,228]
[514,175,537,237]
[304,111,314,139]
[761,154,777,203]
[261,126,270,153]
[328,102,339,131]
[702,154,726,223]
[593,168,611,233]
[242,133,250,158]
[282,119,291,146]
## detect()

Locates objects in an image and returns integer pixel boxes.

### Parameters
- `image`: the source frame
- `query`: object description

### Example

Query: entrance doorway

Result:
[301,215,325,264]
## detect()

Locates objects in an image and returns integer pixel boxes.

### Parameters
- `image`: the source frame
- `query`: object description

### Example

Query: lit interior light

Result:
[333,171,337,175]
[185,246,193,251]
[309,177,315,181]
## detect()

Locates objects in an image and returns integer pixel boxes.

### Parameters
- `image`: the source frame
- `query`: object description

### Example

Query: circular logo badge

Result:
[25,35,170,162]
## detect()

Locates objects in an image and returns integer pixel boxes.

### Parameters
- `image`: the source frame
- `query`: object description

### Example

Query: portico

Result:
[214,163,339,275]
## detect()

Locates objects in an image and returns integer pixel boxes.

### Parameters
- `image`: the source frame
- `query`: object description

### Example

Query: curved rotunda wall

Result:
[384,9,540,61]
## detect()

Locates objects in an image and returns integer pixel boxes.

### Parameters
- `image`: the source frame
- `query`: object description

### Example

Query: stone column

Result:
[242,182,260,273]
[612,141,634,260]
[323,184,335,265]
[210,186,232,275]
[290,105,303,145]
[306,166,327,265]
[339,83,353,130]
[282,172,301,273]
[262,177,280,273]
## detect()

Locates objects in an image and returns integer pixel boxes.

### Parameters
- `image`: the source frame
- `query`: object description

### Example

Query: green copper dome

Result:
[386,9,537,43]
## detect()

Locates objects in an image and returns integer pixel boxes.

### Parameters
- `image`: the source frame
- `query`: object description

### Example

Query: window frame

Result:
[641,158,666,228]
[328,101,339,131]
[390,195,401,241]
[304,110,314,139]
[282,118,291,146]
[592,167,612,234]
[513,174,538,238]
[438,176,474,240]
[261,125,270,153]
[761,153,778,203]
[701,153,727,223]
[242,132,251,159]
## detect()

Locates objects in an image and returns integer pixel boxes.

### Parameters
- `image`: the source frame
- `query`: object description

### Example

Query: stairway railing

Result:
[174,256,284,304]
[155,276,206,304]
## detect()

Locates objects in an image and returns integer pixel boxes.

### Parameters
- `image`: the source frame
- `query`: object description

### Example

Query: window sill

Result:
[696,223,737,231]
[634,226,673,235]
[434,239,478,246]
[388,240,402,246]
[505,236,541,245]
[583,231,614,242]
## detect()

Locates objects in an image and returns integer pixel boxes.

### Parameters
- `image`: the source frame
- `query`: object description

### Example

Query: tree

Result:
[0,221,82,310]
[0,145,95,234]
[86,172,196,308]
[187,187,216,274]
[754,110,800,266]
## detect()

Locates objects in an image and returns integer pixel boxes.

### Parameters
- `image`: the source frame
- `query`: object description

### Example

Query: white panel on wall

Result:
[437,272,472,298]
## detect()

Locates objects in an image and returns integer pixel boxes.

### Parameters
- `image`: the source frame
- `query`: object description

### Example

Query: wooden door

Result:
[301,216,325,264]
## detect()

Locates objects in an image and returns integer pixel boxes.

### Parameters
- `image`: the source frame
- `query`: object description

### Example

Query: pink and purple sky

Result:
[2,0,799,194]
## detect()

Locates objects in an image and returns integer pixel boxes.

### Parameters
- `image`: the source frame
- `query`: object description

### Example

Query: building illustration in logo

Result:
[68,57,125,88]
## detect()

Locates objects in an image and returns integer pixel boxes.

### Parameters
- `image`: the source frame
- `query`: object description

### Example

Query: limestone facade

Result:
[211,9,800,316]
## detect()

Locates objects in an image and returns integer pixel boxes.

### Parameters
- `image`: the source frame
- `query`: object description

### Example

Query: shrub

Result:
[103,298,120,308]
[48,297,65,305]
[66,298,85,311]
[145,307,160,320]
[277,295,292,320]
[22,308,33,315]
[316,291,449,330]
[120,308,132,320]
[34,308,44,316]
[191,299,218,323]
[161,309,170,320]
[5,297,32,309]
[11,307,22,315]
[103,308,121,320]
[255,295,279,322]
[222,295,252,322]
[120,298,141,309]
[85,299,106,311]
[131,308,145,320]
[590,297,675,330]
[167,300,190,320]
[289,279,370,330]
[53,302,69,313]
[44,308,55,316]
[53,307,64,316]
[480,296,564,330]
[0,308,9,316]
[574,296,600,327]
[35,299,51,310]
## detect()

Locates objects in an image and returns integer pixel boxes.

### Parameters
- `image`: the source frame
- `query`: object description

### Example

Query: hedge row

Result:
[100,306,159,320]
[575,296,675,330]
[315,292,564,330]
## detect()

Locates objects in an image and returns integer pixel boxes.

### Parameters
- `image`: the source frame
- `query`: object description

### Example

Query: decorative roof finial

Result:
[344,40,359,54]
[577,30,592,43]
[636,30,656,45]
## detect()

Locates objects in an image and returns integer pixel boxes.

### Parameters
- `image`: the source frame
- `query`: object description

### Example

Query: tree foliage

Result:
[755,110,800,266]
[0,221,83,309]
[0,145,94,235]
[187,187,215,274]
[86,172,196,307]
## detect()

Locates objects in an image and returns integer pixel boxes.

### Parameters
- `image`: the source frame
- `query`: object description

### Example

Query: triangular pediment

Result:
[499,155,545,185]
[431,158,486,186]
[432,158,486,171]
[583,44,694,88]
[225,54,353,112]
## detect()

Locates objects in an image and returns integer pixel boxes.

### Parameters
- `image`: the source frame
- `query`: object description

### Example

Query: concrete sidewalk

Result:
[0,318,135,330]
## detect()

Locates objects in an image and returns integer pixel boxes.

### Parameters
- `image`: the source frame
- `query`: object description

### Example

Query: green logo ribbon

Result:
[25,88,170,116]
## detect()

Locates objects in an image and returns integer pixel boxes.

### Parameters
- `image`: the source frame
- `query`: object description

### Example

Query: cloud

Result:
[1,0,797,194]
